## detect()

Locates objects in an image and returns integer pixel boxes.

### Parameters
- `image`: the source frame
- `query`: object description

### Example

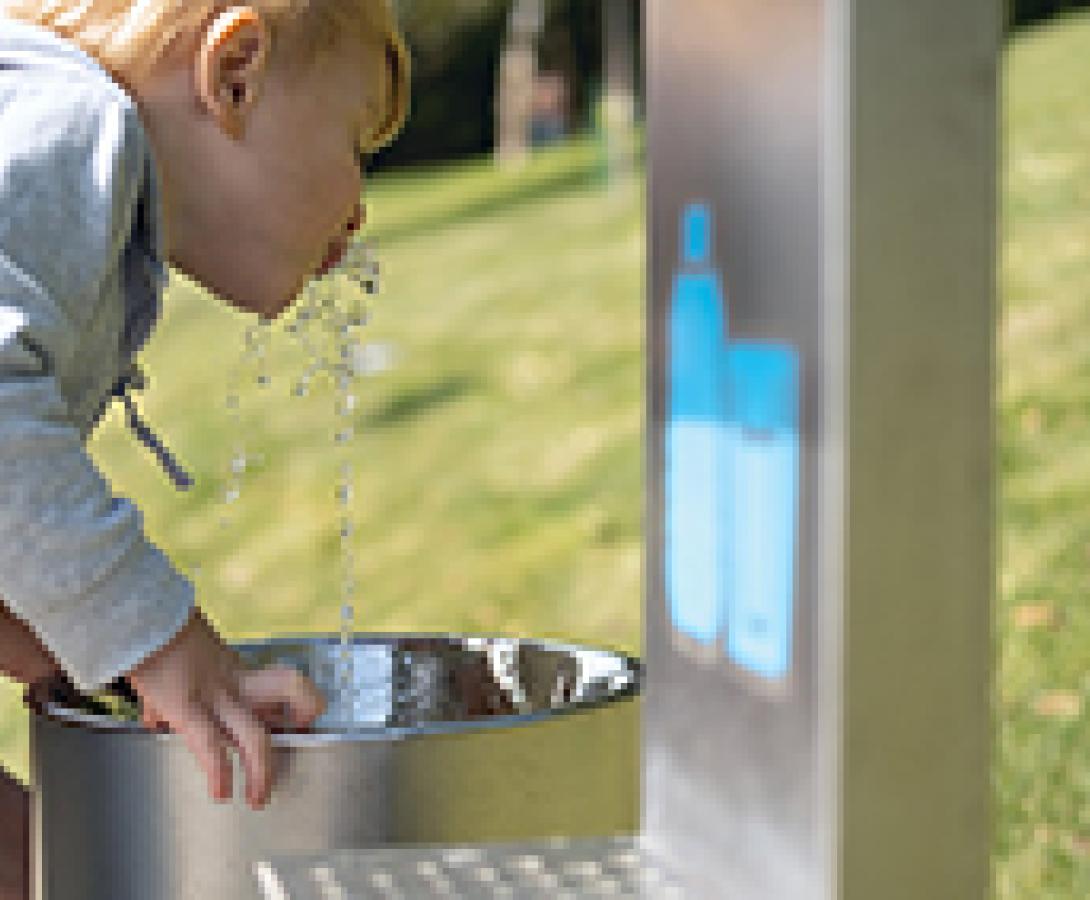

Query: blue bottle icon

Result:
[721,342,800,681]
[666,202,728,647]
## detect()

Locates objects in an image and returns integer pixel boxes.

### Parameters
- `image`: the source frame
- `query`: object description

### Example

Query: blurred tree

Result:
[1009,0,1090,28]
[391,0,507,66]
[370,0,509,170]
[600,0,637,187]
[371,0,642,172]
[495,0,545,167]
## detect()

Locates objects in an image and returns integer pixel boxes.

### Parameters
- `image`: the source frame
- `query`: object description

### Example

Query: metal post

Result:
[645,1,998,896]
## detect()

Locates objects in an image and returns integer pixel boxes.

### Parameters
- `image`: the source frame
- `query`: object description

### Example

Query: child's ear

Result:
[194,6,269,140]
[364,35,411,154]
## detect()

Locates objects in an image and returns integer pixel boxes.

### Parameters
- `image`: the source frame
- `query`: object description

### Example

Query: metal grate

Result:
[255,836,689,899]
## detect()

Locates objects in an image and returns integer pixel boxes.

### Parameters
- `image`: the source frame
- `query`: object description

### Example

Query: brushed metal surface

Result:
[839,2,998,895]
[644,1,996,897]
[645,0,825,896]
[28,634,641,900]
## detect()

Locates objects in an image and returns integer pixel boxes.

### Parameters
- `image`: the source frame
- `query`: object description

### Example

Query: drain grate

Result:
[255,835,689,898]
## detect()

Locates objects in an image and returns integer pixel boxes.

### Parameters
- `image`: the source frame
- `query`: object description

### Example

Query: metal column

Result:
[644,1,998,897]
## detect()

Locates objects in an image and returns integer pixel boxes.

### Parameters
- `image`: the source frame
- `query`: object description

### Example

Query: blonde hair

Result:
[0,0,410,152]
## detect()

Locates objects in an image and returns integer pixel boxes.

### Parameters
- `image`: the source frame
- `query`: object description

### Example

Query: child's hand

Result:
[0,595,63,687]
[124,608,326,810]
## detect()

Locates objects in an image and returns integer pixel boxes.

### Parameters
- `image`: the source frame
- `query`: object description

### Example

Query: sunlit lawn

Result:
[0,129,645,786]
[998,12,1090,899]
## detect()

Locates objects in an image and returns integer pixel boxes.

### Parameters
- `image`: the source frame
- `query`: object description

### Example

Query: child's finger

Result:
[238,665,327,727]
[211,689,272,810]
[250,701,290,728]
[139,705,161,730]
[177,706,232,803]
[137,696,166,731]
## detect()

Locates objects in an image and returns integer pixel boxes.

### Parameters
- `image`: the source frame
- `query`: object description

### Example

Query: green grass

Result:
[0,130,646,786]
[998,12,1090,899]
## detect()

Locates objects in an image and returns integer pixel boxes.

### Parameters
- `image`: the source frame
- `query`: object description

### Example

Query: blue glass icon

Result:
[722,343,800,680]
[666,203,727,645]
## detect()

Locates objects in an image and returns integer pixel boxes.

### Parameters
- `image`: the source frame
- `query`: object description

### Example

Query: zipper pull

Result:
[119,394,194,491]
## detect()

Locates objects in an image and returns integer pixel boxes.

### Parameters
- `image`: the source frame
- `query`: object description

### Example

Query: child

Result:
[0,0,409,895]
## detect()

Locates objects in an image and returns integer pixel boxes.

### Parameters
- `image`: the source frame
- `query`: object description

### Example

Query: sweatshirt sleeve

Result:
[0,76,195,695]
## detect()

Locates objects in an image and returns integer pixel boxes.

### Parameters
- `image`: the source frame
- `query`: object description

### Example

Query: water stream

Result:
[220,222,381,728]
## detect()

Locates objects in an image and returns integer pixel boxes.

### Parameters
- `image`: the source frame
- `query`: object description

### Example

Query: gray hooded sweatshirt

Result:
[0,16,197,694]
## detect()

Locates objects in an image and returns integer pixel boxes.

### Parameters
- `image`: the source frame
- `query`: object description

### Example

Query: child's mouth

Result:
[316,235,349,276]
[314,204,364,278]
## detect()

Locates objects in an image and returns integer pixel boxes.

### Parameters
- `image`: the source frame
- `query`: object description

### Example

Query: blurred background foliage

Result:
[1009,0,1090,28]
[371,0,642,169]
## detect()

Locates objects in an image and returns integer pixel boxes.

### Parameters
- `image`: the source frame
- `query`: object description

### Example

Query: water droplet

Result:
[225,487,240,504]
[256,374,270,387]
[336,484,352,503]
[231,454,246,475]
[335,429,352,444]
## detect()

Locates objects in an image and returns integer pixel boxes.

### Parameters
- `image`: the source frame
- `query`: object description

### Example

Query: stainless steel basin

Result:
[26,633,642,900]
